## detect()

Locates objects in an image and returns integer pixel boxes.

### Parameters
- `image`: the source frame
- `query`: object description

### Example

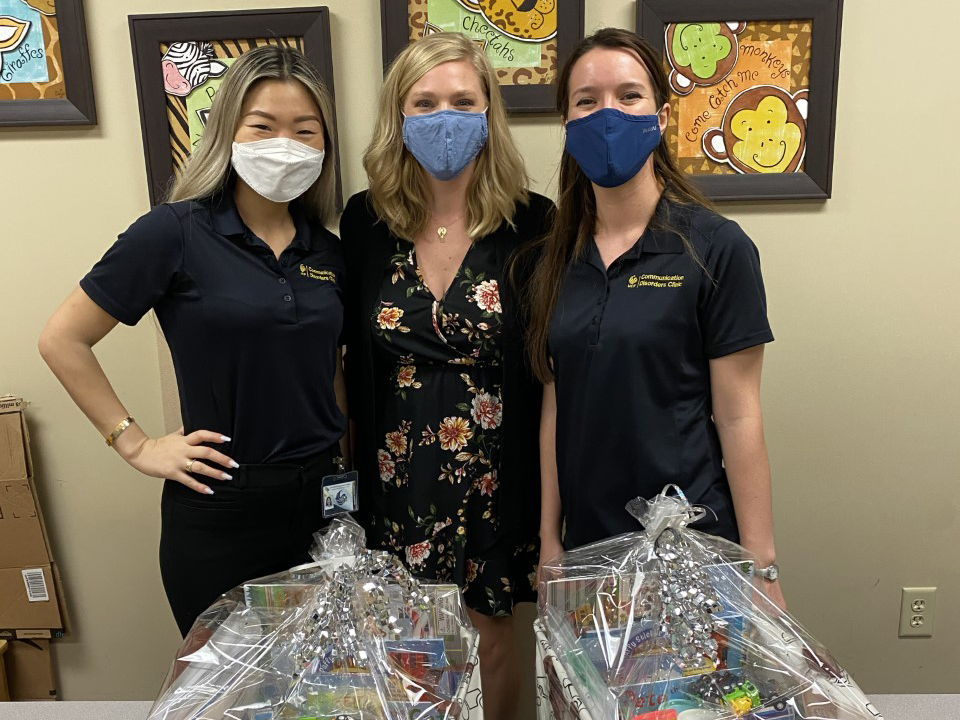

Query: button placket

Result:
[280,265,301,323]
[590,276,609,347]
[277,270,294,306]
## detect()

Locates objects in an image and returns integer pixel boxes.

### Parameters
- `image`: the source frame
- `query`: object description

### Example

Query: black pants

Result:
[159,446,338,637]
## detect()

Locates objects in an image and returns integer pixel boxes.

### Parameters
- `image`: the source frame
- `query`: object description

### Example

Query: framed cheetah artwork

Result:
[129,8,341,207]
[381,0,584,113]
[0,0,95,125]
[638,0,843,201]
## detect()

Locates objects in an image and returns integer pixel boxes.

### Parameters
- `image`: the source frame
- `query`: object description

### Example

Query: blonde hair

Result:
[363,33,528,240]
[168,45,338,224]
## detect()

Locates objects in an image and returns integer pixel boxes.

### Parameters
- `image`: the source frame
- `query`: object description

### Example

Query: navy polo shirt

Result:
[80,189,346,464]
[549,199,773,548]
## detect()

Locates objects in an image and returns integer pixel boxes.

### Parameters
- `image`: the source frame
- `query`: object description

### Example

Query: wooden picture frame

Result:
[638,0,843,200]
[0,0,95,126]
[129,7,341,207]
[380,0,584,113]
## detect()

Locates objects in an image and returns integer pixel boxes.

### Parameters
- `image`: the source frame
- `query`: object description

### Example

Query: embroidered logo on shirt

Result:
[628,274,684,288]
[299,264,336,282]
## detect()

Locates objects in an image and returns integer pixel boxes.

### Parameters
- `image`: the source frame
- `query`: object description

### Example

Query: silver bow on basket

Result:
[294,518,434,673]
[628,485,726,671]
[654,526,725,670]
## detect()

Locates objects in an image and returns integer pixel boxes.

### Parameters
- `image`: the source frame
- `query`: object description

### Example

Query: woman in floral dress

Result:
[373,242,510,608]
[339,33,552,719]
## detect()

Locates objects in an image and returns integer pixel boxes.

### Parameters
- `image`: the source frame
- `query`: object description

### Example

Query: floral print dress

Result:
[369,237,530,616]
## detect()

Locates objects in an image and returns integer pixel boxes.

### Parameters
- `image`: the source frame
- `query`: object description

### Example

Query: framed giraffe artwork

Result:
[129,8,341,208]
[381,0,584,113]
[638,0,844,201]
[0,0,95,125]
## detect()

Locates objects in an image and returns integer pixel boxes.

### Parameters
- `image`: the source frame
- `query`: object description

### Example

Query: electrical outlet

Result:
[899,587,936,638]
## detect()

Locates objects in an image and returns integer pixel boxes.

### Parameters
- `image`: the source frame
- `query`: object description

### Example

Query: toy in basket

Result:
[148,517,483,720]
[534,486,883,720]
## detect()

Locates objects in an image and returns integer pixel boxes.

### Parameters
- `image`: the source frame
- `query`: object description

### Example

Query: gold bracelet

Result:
[105,417,135,447]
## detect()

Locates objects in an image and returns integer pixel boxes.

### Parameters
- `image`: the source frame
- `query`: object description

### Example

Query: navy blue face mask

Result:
[564,108,662,188]
[402,109,488,181]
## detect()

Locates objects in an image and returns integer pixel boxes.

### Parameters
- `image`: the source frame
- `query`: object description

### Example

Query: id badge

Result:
[321,456,359,518]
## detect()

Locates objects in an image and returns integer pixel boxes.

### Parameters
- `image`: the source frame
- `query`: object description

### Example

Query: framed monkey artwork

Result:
[129,7,341,207]
[637,0,844,201]
[381,0,585,113]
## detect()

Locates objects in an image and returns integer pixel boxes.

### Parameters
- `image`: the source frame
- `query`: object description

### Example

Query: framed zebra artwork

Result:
[380,0,585,113]
[129,7,340,207]
[0,0,96,126]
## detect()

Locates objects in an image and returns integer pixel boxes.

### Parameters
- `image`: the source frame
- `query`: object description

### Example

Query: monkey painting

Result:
[702,85,809,174]
[666,22,747,96]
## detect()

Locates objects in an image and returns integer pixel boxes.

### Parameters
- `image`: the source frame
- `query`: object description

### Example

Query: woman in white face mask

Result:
[39,46,348,636]
[340,33,553,720]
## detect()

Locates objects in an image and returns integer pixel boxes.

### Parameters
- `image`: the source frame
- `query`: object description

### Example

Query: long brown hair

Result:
[524,27,711,383]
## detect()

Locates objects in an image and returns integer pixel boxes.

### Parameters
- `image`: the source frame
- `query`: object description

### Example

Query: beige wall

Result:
[2,0,957,705]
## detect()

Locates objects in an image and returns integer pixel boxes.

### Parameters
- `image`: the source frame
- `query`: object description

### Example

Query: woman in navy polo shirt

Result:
[526,28,786,607]
[38,47,347,635]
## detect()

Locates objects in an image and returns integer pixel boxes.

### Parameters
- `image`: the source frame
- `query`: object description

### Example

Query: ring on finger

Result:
[185,459,195,473]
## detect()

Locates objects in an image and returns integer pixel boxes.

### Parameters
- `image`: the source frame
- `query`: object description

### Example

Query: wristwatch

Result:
[757,563,779,582]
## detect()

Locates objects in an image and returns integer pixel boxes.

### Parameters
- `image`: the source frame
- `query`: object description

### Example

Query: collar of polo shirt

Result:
[208,178,313,255]
[589,199,687,266]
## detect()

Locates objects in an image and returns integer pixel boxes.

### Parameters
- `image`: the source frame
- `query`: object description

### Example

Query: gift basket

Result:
[148,518,483,720]
[535,486,883,720]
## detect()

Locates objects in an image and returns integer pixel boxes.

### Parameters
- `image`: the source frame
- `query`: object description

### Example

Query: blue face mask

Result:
[564,108,662,188]
[402,109,488,181]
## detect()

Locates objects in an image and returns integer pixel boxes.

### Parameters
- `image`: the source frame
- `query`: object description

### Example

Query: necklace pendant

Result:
[437,226,447,241]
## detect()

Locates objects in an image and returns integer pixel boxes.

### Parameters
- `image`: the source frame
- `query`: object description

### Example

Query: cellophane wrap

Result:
[535,486,883,720]
[148,517,483,720]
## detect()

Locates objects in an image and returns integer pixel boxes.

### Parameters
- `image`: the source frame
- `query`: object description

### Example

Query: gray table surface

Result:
[0,696,956,719]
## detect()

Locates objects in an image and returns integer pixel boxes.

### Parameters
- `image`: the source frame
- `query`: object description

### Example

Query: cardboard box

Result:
[0,396,66,637]
[0,565,65,637]
[3,638,58,701]
[0,396,32,481]
[0,479,51,568]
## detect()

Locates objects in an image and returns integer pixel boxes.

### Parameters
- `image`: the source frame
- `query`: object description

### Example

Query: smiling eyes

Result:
[575,91,644,107]
[413,97,478,109]
[250,122,318,135]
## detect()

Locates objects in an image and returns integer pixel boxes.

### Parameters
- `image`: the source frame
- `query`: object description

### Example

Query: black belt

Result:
[229,444,340,488]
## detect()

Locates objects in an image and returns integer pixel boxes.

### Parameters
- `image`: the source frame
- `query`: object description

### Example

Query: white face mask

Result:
[230,137,325,203]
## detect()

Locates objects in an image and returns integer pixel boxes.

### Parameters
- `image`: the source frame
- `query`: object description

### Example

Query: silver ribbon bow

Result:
[655,526,725,670]
[294,549,432,672]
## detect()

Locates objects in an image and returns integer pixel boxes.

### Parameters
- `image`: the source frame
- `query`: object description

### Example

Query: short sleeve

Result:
[698,219,774,358]
[79,204,183,326]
